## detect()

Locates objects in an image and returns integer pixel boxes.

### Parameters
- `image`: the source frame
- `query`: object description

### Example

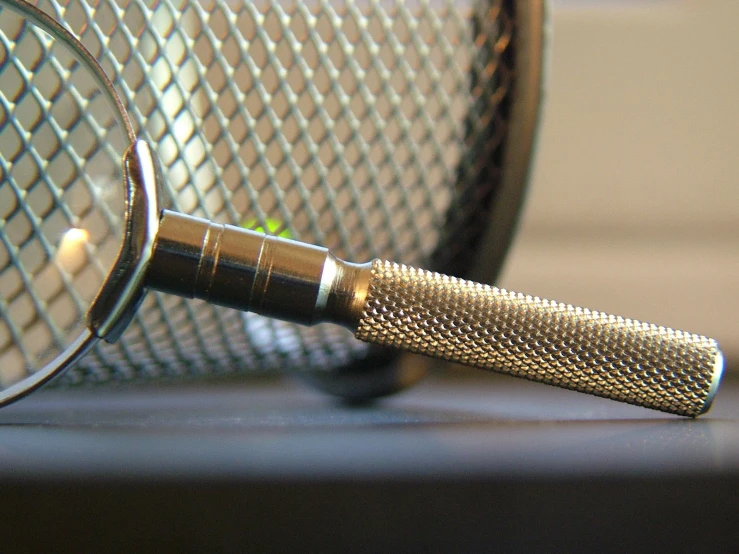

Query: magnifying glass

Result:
[0,0,724,415]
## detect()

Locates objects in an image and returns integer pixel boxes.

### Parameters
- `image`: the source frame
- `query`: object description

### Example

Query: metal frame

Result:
[469,0,549,284]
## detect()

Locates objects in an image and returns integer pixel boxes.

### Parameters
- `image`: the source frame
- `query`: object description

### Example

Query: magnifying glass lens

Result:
[0,11,126,391]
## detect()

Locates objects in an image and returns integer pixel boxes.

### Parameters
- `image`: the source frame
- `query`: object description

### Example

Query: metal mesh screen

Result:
[0,0,514,385]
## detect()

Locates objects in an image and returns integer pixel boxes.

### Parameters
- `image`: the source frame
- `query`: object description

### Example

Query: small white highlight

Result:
[316,256,338,315]
[57,228,90,273]
[702,351,725,414]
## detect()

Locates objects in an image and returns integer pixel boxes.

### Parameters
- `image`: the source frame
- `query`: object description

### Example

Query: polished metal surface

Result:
[89,141,162,341]
[147,209,371,328]
[356,260,722,416]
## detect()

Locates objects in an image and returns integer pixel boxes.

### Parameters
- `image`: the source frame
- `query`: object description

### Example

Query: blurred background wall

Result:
[499,0,738,369]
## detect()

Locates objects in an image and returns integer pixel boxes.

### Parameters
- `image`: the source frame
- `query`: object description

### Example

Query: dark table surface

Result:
[2,373,738,552]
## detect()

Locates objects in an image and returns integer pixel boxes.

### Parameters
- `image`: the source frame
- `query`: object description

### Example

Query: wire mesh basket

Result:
[0,0,544,390]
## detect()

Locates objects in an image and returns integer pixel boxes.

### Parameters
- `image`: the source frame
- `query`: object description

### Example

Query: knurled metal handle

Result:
[146,212,723,417]
[355,260,723,416]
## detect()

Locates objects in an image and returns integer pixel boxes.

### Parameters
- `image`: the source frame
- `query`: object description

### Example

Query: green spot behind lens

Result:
[240,218,292,238]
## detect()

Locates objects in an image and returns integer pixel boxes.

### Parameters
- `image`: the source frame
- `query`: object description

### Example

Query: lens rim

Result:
[0,329,97,407]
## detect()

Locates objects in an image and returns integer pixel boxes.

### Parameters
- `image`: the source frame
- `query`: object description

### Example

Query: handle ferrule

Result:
[146,210,370,327]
